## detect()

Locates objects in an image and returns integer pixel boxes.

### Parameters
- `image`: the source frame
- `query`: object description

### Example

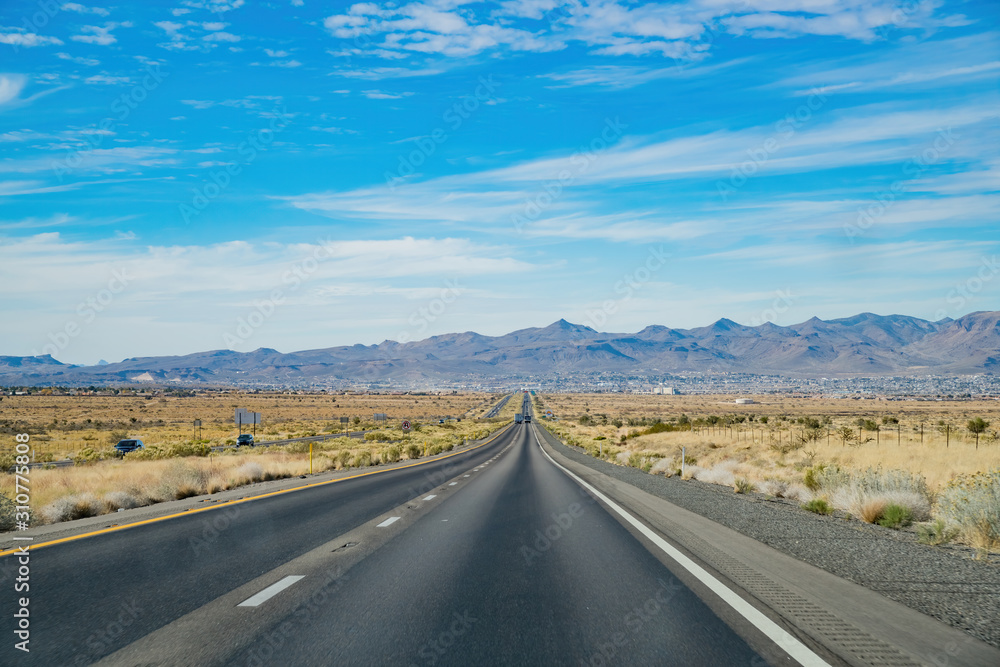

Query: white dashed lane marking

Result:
[377,516,401,528]
[423,495,437,501]
[237,576,305,608]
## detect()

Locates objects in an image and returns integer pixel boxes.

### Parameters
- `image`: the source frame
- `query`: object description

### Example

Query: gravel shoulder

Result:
[545,432,1000,650]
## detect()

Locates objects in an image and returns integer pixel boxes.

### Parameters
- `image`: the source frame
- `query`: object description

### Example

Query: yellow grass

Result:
[1,391,517,526]
[536,393,1000,492]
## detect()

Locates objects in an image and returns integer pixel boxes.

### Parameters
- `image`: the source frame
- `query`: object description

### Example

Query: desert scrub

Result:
[802,499,833,515]
[734,478,756,494]
[917,519,960,546]
[0,492,16,530]
[936,469,1000,554]
[813,466,931,522]
[406,444,421,460]
[877,503,913,529]
[42,493,103,523]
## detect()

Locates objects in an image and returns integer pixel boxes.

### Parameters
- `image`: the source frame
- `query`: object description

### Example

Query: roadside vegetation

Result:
[1,391,517,528]
[534,393,1000,557]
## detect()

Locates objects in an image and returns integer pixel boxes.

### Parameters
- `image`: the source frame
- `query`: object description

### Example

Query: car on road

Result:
[236,434,255,447]
[114,439,144,455]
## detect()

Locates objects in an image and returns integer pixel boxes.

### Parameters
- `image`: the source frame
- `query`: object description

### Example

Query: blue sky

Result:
[1,0,998,365]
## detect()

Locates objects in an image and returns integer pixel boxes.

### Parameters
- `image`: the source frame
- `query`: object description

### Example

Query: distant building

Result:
[735,398,755,404]
[652,384,679,395]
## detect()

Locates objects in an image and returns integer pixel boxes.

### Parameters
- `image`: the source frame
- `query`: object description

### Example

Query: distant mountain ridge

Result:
[3,312,999,386]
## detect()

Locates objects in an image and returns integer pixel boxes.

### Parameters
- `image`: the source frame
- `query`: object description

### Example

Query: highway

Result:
[3,395,997,666]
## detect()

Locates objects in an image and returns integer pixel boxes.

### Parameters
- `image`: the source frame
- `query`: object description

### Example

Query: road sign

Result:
[340,416,350,424]
[374,413,387,422]
[402,420,411,432]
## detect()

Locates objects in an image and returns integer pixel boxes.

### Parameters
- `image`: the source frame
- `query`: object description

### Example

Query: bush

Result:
[406,444,421,460]
[103,491,143,512]
[365,432,392,442]
[337,451,353,469]
[734,478,756,494]
[937,469,1000,555]
[353,452,372,467]
[802,499,833,515]
[0,492,16,531]
[877,503,913,529]
[916,519,960,546]
[42,493,103,523]
[384,446,402,463]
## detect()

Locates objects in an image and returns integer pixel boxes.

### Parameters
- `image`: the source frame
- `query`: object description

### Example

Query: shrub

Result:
[916,519,960,546]
[877,503,913,529]
[233,462,265,485]
[364,432,392,442]
[406,444,421,460]
[734,478,756,494]
[103,491,143,512]
[337,451,353,469]
[353,452,372,467]
[802,499,833,515]
[858,498,888,524]
[42,493,103,523]
[759,479,788,498]
[937,469,1000,555]
[0,492,16,530]
[384,446,402,463]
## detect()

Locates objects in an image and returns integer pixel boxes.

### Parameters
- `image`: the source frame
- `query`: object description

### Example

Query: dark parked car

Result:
[114,439,144,455]
[236,434,255,447]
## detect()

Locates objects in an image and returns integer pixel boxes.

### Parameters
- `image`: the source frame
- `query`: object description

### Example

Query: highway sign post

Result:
[340,415,350,436]
[402,419,411,432]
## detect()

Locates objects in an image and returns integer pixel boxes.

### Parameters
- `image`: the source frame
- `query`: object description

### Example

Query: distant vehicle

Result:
[514,414,523,424]
[236,434,255,447]
[114,439,144,454]
[524,414,531,423]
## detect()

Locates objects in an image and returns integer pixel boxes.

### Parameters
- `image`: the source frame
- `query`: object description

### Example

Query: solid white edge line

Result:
[531,428,831,667]
[237,575,305,607]
[377,516,401,528]
[423,495,437,501]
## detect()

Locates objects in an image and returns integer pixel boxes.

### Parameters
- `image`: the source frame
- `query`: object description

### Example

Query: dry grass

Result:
[0,390,503,460]
[1,391,518,527]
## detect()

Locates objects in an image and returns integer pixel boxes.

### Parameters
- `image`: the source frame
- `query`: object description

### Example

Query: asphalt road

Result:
[0,429,513,666]
[4,403,773,666]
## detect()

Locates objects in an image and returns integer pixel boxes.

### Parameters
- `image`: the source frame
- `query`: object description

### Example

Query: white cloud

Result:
[61,3,110,16]
[56,52,101,66]
[84,74,131,85]
[202,31,241,43]
[0,75,27,107]
[264,48,289,57]
[362,89,414,99]
[0,30,63,47]
[71,22,131,46]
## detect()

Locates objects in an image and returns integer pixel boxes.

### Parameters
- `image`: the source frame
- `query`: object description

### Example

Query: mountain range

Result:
[2,311,999,387]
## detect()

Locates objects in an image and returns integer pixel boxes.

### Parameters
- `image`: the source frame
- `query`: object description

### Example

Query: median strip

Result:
[237,576,305,608]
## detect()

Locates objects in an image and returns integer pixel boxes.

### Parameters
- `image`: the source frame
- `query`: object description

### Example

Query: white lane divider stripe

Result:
[238,576,305,607]
[532,431,831,667]
[449,482,458,486]
[423,495,437,501]
[377,516,401,528]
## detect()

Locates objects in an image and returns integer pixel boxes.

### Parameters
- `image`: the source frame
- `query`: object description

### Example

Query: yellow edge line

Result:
[0,423,512,557]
